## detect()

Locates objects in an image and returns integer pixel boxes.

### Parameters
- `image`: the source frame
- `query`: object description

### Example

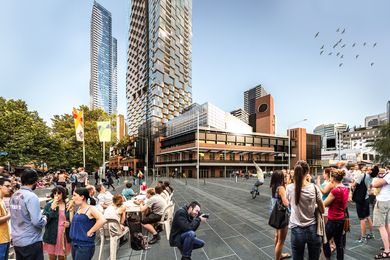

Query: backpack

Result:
[131,232,148,250]
[352,174,367,204]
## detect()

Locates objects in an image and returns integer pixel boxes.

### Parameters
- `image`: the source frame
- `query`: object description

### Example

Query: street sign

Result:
[0,152,8,156]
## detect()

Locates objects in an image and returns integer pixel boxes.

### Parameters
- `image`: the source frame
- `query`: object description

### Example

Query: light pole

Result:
[197,110,200,186]
[288,119,308,169]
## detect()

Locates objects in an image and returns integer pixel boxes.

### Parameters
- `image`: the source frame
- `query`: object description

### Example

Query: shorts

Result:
[356,198,370,220]
[373,200,390,227]
[141,213,162,225]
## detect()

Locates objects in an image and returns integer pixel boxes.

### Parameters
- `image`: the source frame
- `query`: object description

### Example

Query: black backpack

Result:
[131,232,148,250]
[352,174,367,204]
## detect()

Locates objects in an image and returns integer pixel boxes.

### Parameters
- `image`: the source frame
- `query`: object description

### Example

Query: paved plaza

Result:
[94,176,382,260]
[27,176,384,260]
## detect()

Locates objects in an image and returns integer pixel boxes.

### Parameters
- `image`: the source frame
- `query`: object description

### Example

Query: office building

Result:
[126,0,192,136]
[365,113,387,127]
[244,85,268,131]
[313,123,348,152]
[89,1,117,115]
[231,108,249,125]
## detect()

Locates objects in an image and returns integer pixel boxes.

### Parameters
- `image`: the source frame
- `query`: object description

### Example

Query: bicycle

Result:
[250,180,261,199]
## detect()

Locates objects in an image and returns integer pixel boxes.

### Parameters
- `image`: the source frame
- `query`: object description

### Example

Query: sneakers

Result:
[148,233,161,245]
[366,233,375,239]
[356,237,367,243]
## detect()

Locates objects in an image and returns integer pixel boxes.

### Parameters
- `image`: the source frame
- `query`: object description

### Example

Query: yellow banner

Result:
[97,121,111,142]
[72,108,84,142]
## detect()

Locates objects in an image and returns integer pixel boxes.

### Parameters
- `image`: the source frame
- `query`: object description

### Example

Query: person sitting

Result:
[155,186,169,203]
[96,184,113,210]
[104,194,126,227]
[122,182,136,200]
[139,188,167,244]
[164,181,174,195]
[169,201,207,260]
[86,185,97,206]
[140,181,148,195]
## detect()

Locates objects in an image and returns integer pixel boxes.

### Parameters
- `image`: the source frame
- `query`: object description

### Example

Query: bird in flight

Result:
[371,62,374,66]
[336,28,340,32]
[340,55,344,59]
[320,45,324,49]
[320,50,324,55]
[328,52,333,55]
[356,54,359,59]
[363,42,367,46]
[315,32,319,38]
[336,52,340,57]
[341,28,346,34]
[341,44,346,48]
[339,63,343,67]
[352,43,356,47]
[333,43,338,48]
[373,42,377,47]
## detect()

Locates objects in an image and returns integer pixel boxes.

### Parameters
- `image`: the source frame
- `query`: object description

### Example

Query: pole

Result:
[83,140,86,169]
[288,129,291,170]
[197,110,200,186]
[146,137,148,184]
[102,141,105,176]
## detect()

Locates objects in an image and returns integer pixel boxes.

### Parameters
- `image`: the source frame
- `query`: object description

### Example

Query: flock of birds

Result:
[314,28,377,68]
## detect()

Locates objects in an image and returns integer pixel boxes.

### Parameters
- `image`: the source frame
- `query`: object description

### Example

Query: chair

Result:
[98,218,130,260]
[158,203,174,240]
[169,191,174,201]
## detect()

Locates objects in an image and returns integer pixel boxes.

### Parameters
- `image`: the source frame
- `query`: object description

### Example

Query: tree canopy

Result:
[372,123,390,164]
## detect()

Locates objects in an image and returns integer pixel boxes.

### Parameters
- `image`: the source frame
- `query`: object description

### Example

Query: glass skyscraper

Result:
[126,0,192,136]
[90,1,117,115]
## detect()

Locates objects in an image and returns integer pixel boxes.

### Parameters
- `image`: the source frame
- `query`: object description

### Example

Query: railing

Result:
[155,159,288,165]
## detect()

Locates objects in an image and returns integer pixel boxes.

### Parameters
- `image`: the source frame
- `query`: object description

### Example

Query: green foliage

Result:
[0,97,52,166]
[0,97,117,172]
[372,123,390,164]
[51,105,117,171]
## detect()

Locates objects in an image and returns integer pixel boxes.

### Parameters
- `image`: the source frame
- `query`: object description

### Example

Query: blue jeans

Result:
[180,231,205,257]
[291,224,322,260]
[0,242,10,260]
[71,244,95,260]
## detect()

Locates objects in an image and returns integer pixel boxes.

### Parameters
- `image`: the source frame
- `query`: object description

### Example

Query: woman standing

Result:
[286,160,324,260]
[270,170,291,260]
[323,169,348,260]
[43,186,73,260]
[70,188,106,260]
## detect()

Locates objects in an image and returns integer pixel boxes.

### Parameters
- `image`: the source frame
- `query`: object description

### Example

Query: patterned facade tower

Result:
[126,0,192,136]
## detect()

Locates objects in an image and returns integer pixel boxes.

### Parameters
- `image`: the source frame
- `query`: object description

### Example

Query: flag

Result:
[72,108,84,142]
[97,121,111,142]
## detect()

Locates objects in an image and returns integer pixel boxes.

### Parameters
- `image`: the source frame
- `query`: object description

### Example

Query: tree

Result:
[51,105,117,172]
[0,97,52,167]
[372,123,390,164]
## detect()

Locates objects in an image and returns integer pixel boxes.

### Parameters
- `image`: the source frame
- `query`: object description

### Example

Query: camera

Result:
[199,212,209,218]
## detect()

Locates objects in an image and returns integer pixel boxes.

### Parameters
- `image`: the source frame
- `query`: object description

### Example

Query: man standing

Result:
[10,169,47,260]
[169,201,207,260]
[69,168,78,194]
[0,177,12,260]
[76,167,88,188]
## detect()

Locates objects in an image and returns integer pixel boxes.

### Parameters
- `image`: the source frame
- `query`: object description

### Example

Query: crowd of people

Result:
[0,165,183,260]
[268,161,390,260]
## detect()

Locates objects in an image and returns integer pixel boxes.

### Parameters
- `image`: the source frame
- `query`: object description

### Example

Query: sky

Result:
[1,0,389,135]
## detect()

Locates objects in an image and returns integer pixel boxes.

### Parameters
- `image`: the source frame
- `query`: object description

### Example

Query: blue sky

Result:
[1,0,389,134]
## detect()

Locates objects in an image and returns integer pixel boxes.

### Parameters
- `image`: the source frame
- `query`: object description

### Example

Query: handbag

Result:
[313,185,327,244]
[268,194,289,229]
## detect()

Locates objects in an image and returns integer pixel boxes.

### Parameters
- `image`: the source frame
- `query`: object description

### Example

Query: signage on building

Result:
[123,166,129,171]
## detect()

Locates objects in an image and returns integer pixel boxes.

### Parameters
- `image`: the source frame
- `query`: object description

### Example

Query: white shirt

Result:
[376,174,390,201]
[97,191,113,206]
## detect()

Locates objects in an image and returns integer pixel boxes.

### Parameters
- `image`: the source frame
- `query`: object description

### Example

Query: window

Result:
[219,153,225,160]
[209,153,215,160]
[229,153,235,161]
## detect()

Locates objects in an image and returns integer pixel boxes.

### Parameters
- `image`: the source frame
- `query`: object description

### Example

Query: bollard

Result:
[235,175,238,183]
[203,178,206,185]
[185,176,187,185]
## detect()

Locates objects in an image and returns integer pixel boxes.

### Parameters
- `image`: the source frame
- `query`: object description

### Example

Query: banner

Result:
[72,108,84,142]
[97,121,111,142]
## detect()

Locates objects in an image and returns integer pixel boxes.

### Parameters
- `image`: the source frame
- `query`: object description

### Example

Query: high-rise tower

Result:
[90,1,117,115]
[126,0,192,136]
